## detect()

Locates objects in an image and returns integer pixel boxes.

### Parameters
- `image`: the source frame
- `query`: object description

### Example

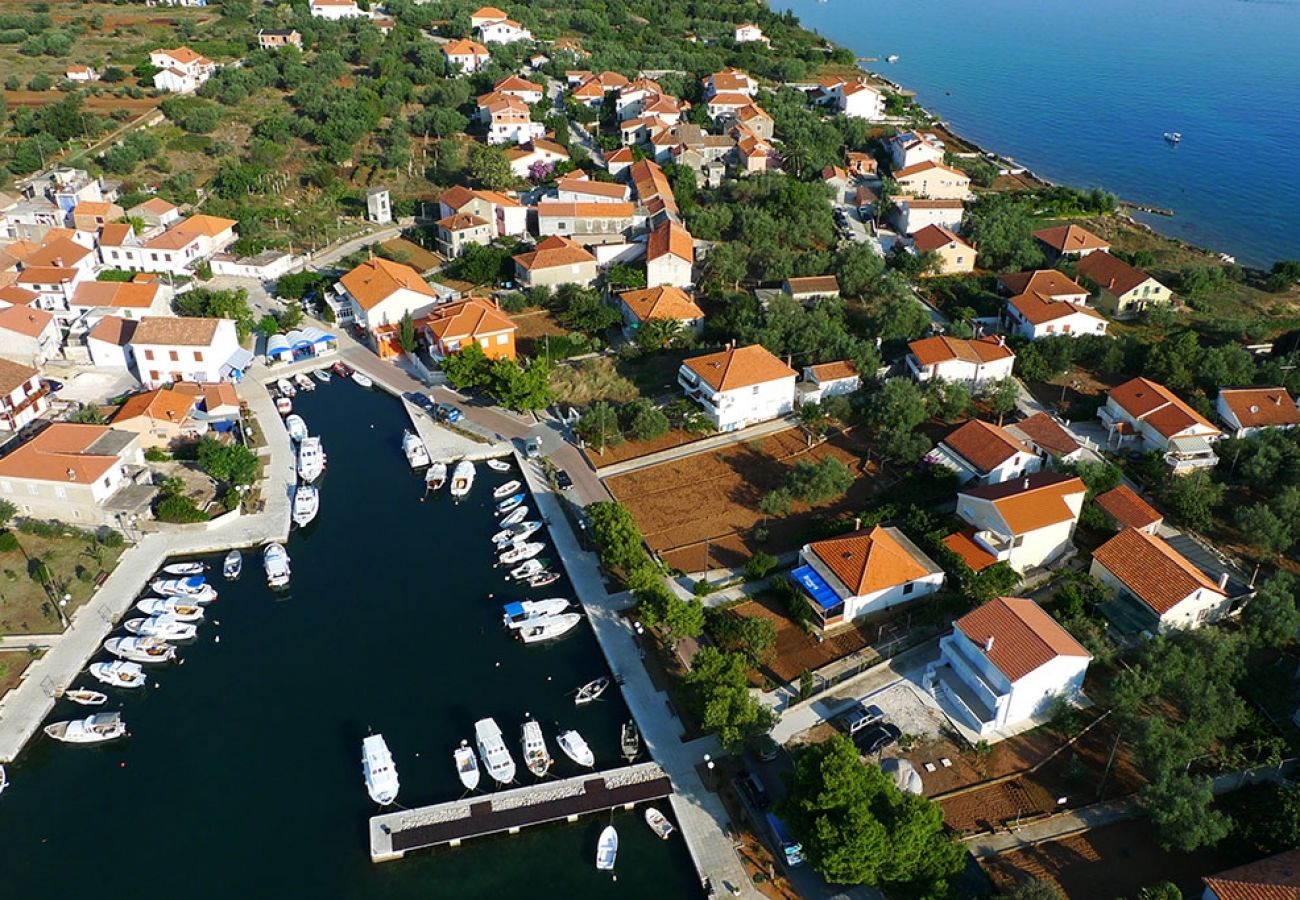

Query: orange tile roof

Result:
[605,147,635,163]
[27,237,93,268]
[646,221,692,263]
[536,201,635,219]
[954,596,1089,682]
[72,281,161,309]
[785,275,840,295]
[87,315,137,346]
[474,189,522,208]
[627,159,677,215]
[1094,484,1162,531]
[436,213,490,231]
[683,344,796,392]
[0,305,54,337]
[897,198,963,210]
[131,316,222,346]
[512,235,597,271]
[942,527,998,572]
[73,200,114,217]
[156,46,206,66]
[494,74,542,94]
[1006,412,1080,458]
[998,269,1087,299]
[1218,387,1300,429]
[0,285,40,307]
[1092,527,1224,615]
[961,472,1086,535]
[1034,223,1110,255]
[439,185,478,210]
[143,228,201,251]
[1009,291,1106,326]
[941,419,1031,474]
[807,360,858,382]
[1108,377,1219,438]
[17,266,79,286]
[1203,848,1300,900]
[809,526,934,596]
[113,389,196,424]
[444,38,489,56]
[425,297,515,343]
[0,423,121,485]
[555,177,629,199]
[908,335,1013,367]
[339,258,436,311]
[708,91,753,107]
[99,222,134,247]
[911,224,972,253]
[618,286,703,324]
[893,160,970,181]
[134,197,177,215]
[175,214,236,237]
[1077,250,1160,297]
[0,357,37,395]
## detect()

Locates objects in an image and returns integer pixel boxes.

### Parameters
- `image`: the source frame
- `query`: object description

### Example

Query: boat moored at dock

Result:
[263,543,291,589]
[362,734,400,806]
[557,729,594,768]
[123,616,198,642]
[454,740,480,790]
[150,577,217,603]
[402,431,430,470]
[44,712,126,744]
[292,484,319,528]
[89,660,146,689]
[104,636,176,664]
[521,718,552,778]
[474,718,516,785]
[298,436,326,482]
[449,460,475,499]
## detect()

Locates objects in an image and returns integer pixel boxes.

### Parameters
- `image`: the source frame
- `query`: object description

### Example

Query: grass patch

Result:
[0,530,126,637]
[549,357,641,407]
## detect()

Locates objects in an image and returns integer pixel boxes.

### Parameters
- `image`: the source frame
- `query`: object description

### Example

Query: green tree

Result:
[661,594,705,645]
[1135,883,1182,900]
[864,378,931,464]
[467,142,514,190]
[681,647,776,750]
[635,318,683,352]
[1234,503,1294,556]
[984,377,1020,418]
[834,241,885,297]
[489,357,551,411]
[785,457,854,504]
[759,489,794,518]
[1140,772,1232,853]
[67,404,107,425]
[1242,572,1299,649]
[964,194,1045,272]
[0,498,17,530]
[1159,470,1224,532]
[1003,879,1065,900]
[621,400,669,442]
[196,437,259,487]
[396,311,418,355]
[708,609,776,664]
[575,402,624,451]
[278,302,303,332]
[586,501,648,576]
[440,342,493,390]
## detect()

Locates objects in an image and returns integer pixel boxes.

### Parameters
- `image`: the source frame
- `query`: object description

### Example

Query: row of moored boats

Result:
[270,362,371,417]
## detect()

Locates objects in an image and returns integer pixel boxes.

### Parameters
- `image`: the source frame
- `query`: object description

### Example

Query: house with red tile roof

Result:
[799,360,861,404]
[476,17,532,44]
[0,423,148,525]
[536,201,635,245]
[1005,412,1084,464]
[909,224,975,276]
[891,197,965,235]
[334,257,439,333]
[929,419,1042,486]
[149,46,215,94]
[1090,527,1229,633]
[512,236,598,289]
[554,177,631,204]
[906,335,1014,388]
[1033,223,1110,261]
[0,305,59,365]
[929,595,1090,737]
[1202,848,1300,900]
[616,286,705,336]
[1094,484,1162,534]
[1215,387,1300,437]
[443,39,491,74]
[435,213,493,259]
[678,344,797,432]
[792,525,945,631]
[782,275,839,301]
[110,388,204,449]
[0,358,48,431]
[943,472,1086,574]
[646,220,693,288]
[424,298,517,361]
[999,269,1108,340]
[1100,376,1221,473]
[893,160,971,200]
[1077,250,1173,317]
[505,140,570,179]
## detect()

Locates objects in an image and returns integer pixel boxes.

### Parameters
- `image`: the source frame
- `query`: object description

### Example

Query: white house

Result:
[478,93,546,145]
[0,358,49,431]
[893,161,971,200]
[512,236,599,289]
[443,39,491,74]
[1000,269,1108,340]
[70,280,169,322]
[645,220,693,288]
[942,472,1086,575]
[66,65,98,83]
[333,257,438,332]
[906,335,1014,388]
[820,78,885,121]
[0,423,149,526]
[150,46,215,94]
[1100,376,1222,473]
[733,23,766,43]
[1090,528,1230,633]
[891,198,964,235]
[308,0,364,19]
[1005,413,1084,466]
[0,306,60,366]
[85,315,137,370]
[555,177,630,204]
[798,360,860,404]
[616,286,705,337]
[793,525,945,632]
[477,18,532,44]
[678,344,796,432]
[1215,387,1300,438]
[492,75,544,105]
[469,5,510,28]
[929,596,1090,737]
[505,140,570,179]
[887,131,945,170]
[130,317,246,388]
[928,419,1042,486]
[704,68,757,98]
[535,201,634,245]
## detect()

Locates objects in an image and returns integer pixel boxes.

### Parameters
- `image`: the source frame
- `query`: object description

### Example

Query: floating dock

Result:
[369,762,672,862]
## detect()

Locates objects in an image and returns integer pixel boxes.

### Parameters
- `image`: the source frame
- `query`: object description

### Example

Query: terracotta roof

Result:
[942,527,998,572]
[143,228,200,251]
[474,189,522,208]
[1077,251,1161,296]
[0,286,40,307]
[682,344,796,392]
[628,160,677,215]
[536,201,634,219]
[27,237,93,268]
[1034,224,1110,254]
[131,316,222,346]
[1009,291,1106,326]
[113,388,195,424]
[555,177,629,199]
[0,423,121,485]
[338,258,436,310]
[809,526,935,596]
[133,197,177,215]
[708,92,753,108]
[1203,849,1300,900]
[1108,377,1219,439]
[425,298,515,343]
[73,200,114,216]
[470,5,508,19]
[444,38,489,56]
[0,358,37,395]
[893,160,970,181]
[737,103,771,122]
[17,266,79,286]
[1005,412,1080,458]
[647,221,693,263]
[438,185,478,211]
[512,235,596,271]
[155,46,206,66]
[67,65,94,76]
[1092,527,1224,615]
[72,281,160,309]
[618,286,703,324]
[87,315,137,347]
[605,147,635,164]
[494,75,543,93]
[99,222,134,247]
[954,596,1089,682]
[1094,484,1162,531]
[912,224,972,253]
[999,269,1087,299]
[941,420,1032,474]
[436,213,490,231]
[785,275,840,295]
[908,335,1013,367]
[961,471,1086,534]
[0,305,54,338]
[807,360,858,382]
[1218,388,1300,429]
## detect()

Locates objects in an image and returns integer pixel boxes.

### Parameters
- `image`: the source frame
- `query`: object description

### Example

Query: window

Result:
[903,582,914,595]
[149,370,159,382]
[497,334,508,345]
[144,350,154,361]
[194,351,204,362]
[169,351,179,362]
[54,486,65,499]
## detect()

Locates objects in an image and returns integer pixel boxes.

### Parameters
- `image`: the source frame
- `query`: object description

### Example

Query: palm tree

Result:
[637,318,682,351]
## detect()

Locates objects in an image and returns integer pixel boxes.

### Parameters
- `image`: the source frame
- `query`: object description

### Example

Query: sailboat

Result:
[89,660,146,689]
[521,718,552,778]
[402,431,431,469]
[292,484,319,528]
[223,550,242,580]
[284,414,308,443]
[263,542,291,589]
[298,436,326,482]
[474,718,517,785]
[595,825,618,871]
[454,740,480,790]
[449,460,475,499]
[362,734,400,806]
[557,729,594,767]
[426,461,447,491]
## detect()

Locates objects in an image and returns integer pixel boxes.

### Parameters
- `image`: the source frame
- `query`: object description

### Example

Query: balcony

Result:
[973,529,1014,559]
[939,633,1005,714]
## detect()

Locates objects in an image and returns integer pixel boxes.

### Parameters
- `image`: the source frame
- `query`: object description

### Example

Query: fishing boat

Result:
[150,577,217,603]
[123,616,198,642]
[495,493,525,514]
[449,460,475,499]
[509,559,545,581]
[645,807,674,840]
[521,718,552,778]
[558,729,595,768]
[294,372,315,392]
[486,459,512,473]
[517,612,582,643]
[136,597,203,621]
[275,378,296,397]
[313,368,332,383]
[223,550,242,581]
[298,436,326,482]
[284,414,308,443]
[263,543,291,589]
[528,571,561,589]
[499,505,529,528]
[292,484,319,528]
[89,660,146,689]
[104,636,176,664]
[492,480,522,500]
[454,740,481,790]
[575,676,610,705]
[362,734,400,806]
[332,361,352,378]
[502,598,571,628]
[402,430,431,469]
[499,541,544,566]
[493,521,542,545]
[162,561,205,576]
[621,720,640,761]
[351,372,374,389]
[474,718,517,785]
[426,461,447,491]
[1163,131,1182,144]
[64,689,108,707]
[44,712,126,744]
[275,396,293,416]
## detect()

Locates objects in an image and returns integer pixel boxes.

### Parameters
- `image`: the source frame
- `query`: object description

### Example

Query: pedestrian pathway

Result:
[0,635,60,650]
[594,416,801,478]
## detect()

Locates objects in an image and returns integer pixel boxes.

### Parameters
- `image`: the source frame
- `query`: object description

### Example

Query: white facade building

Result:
[129,317,245,388]
[906,335,1015,388]
[1090,527,1231,633]
[943,473,1086,574]
[678,344,797,432]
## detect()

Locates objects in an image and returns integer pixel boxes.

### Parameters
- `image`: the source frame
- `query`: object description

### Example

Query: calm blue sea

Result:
[776,0,1300,267]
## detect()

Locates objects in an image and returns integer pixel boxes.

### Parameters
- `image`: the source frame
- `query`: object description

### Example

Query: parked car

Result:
[41,378,64,394]
[408,392,435,412]
[833,701,885,736]
[436,403,462,423]
[525,437,541,459]
[555,470,573,491]
[854,722,901,756]
[734,770,770,810]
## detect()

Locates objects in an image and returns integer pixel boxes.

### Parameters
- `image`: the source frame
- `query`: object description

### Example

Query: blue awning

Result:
[792,564,841,611]
[266,334,291,359]
[302,326,334,345]
[503,602,524,617]
[220,346,255,380]
[285,329,314,351]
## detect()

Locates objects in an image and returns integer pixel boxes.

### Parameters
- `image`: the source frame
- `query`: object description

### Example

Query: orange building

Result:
[425,298,517,361]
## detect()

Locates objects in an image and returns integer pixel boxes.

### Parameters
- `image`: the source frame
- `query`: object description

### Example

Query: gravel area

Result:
[864,681,950,744]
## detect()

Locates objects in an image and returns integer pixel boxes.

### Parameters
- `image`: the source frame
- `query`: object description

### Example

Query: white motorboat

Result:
[426,461,447,491]
[517,613,581,643]
[162,561,205,576]
[44,712,126,744]
[1164,131,1182,144]
[402,430,431,469]
[313,368,332,383]
[90,660,146,689]
[223,550,242,581]
[150,577,217,602]
[298,436,326,482]
[885,53,900,63]
[104,636,176,664]
[499,506,529,528]
[575,676,610,705]
[292,484,319,528]
[645,807,674,840]
[492,480,522,500]
[529,571,561,589]
[275,378,296,397]
[509,559,545,581]
[558,729,594,768]
[521,718,552,778]
[362,734,400,806]
[621,720,640,761]
[284,414,308,443]
[276,396,293,416]
[502,598,571,628]
[263,542,291,589]
[449,460,475,499]
[294,372,315,392]
[495,493,525,514]
[64,689,108,707]
[499,542,544,566]
[123,616,198,641]
[486,459,512,473]
[454,740,481,790]
[352,372,374,388]
[474,717,517,785]
[596,825,618,871]
[492,520,542,545]
[136,596,203,621]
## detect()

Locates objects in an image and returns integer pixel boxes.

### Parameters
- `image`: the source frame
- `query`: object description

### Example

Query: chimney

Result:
[853,517,861,531]
[66,468,77,482]
[984,635,994,653]
[1217,572,1229,591]
[1022,477,1030,490]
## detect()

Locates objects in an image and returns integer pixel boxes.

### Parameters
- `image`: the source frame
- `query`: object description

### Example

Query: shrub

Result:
[156,494,210,524]
[744,551,779,581]
[144,447,170,462]
[98,530,125,549]
[0,531,18,552]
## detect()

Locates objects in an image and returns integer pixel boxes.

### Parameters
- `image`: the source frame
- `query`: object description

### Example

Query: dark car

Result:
[555,470,573,490]
[734,770,770,810]
[854,722,901,756]
[410,392,435,412]
[42,378,64,394]
[833,701,885,736]
[436,403,463,423]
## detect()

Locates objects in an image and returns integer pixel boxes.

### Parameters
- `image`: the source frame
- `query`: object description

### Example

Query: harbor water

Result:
[0,381,700,898]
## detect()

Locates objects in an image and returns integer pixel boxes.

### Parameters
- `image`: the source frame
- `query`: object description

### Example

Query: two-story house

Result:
[645,220,694,288]
[1091,527,1230,633]
[886,131,945,170]
[129,316,245,388]
[0,306,59,365]
[0,358,49,431]
[929,419,1042,486]
[435,213,494,259]
[909,224,975,276]
[424,298,517,361]
[1076,250,1173,317]
[907,335,1014,388]
[942,472,1086,574]
[1033,223,1110,261]
[1215,387,1300,437]
[678,344,797,432]
[1000,269,1109,340]
[333,257,438,333]
[1100,376,1222,472]
[893,161,971,200]
[512,236,599,289]
[1004,413,1084,466]
[0,423,149,525]
[443,39,491,74]
[150,46,215,94]
[616,286,704,338]
[535,202,634,245]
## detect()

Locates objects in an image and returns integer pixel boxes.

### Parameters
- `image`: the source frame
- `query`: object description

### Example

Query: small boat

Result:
[645,807,674,840]
[298,436,326,482]
[558,729,595,768]
[529,571,561,588]
[621,720,640,761]
[0,765,6,796]
[449,460,475,500]
[89,660,146,689]
[576,676,610,705]
[885,54,900,63]
[223,550,242,581]
[402,430,431,469]
[136,597,203,621]
[44,712,126,744]
[292,484,319,528]
[294,372,315,392]
[1163,131,1182,144]
[493,520,542,545]
[150,577,217,603]
[509,559,545,581]
[64,689,108,707]
[263,542,291,589]
[332,361,352,378]
[521,718,552,778]
[517,612,582,643]
[499,505,529,528]
[455,740,481,790]
[474,718,517,785]
[352,372,374,389]
[499,542,544,565]
[284,414,308,443]
[503,598,571,628]
[104,636,175,664]
[493,480,522,500]
[276,396,293,415]
[362,734,400,806]
[123,616,198,641]
[426,461,447,491]
[162,561,205,576]
[275,378,296,398]
[496,493,525,514]
[486,459,512,473]
[313,368,332,383]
